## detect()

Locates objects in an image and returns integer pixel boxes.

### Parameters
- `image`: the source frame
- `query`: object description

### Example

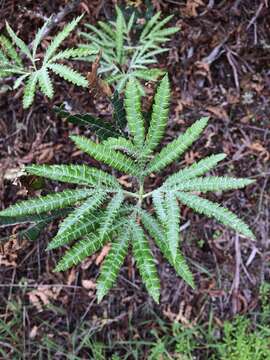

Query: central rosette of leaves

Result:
[0,76,255,303]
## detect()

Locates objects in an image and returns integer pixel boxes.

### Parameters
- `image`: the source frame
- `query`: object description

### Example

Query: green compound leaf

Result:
[141,14,178,42]
[83,23,115,47]
[0,49,10,65]
[139,12,161,41]
[98,191,124,240]
[127,12,135,33]
[13,74,29,90]
[0,34,22,66]
[115,5,125,65]
[132,68,165,81]
[47,210,104,250]
[70,135,139,176]
[152,190,167,225]
[32,17,51,59]
[131,219,160,303]
[125,78,145,148]
[145,117,209,175]
[176,192,255,240]
[103,137,138,157]
[48,63,88,87]
[97,21,115,38]
[54,234,106,272]
[57,191,106,236]
[23,72,38,109]
[5,22,32,61]
[164,191,180,261]
[0,189,92,217]
[49,47,97,62]
[26,164,120,189]
[54,219,125,271]
[166,176,255,193]
[44,14,83,63]
[38,67,54,99]
[140,210,194,288]
[144,74,170,154]
[163,153,227,187]
[96,230,129,302]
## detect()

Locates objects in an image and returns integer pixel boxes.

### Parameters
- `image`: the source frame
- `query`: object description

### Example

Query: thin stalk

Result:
[142,190,154,199]
[122,190,140,199]
[137,182,144,208]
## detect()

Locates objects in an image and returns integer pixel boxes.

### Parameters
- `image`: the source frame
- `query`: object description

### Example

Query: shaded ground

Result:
[0,0,269,358]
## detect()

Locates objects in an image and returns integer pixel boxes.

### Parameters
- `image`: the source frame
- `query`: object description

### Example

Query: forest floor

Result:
[0,0,269,359]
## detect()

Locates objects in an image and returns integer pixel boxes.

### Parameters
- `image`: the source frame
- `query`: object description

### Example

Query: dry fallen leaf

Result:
[183,0,205,17]
[246,141,270,162]
[82,279,96,290]
[29,325,38,339]
[95,244,111,266]
[0,237,27,268]
[163,301,194,327]
[67,268,76,285]
[3,166,25,182]
[28,285,61,312]
[184,151,200,165]
[87,51,112,98]
[207,106,230,121]
[118,175,133,188]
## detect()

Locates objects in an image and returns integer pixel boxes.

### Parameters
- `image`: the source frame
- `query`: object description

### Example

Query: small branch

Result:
[232,0,243,14]
[232,235,241,314]
[246,2,264,30]
[225,46,240,93]
[29,0,81,48]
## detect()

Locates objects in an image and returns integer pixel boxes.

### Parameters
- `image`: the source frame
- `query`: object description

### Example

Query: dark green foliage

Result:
[56,109,121,140]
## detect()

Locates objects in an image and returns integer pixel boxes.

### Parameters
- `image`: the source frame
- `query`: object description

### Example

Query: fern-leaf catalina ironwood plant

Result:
[79,6,179,93]
[0,76,255,303]
[0,15,97,108]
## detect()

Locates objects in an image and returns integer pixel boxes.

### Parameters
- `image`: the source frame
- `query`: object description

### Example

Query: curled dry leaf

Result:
[87,51,112,98]
[29,325,38,339]
[28,285,61,312]
[0,237,27,267]
[95,244,111,266]
[184,0,205,17]
[82,279,96,289]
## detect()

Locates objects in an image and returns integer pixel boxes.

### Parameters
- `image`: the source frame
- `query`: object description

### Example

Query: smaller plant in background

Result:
[79,6,179,93]
[0,15,97,108]
[0,76,255,303]
[216,316,270,360]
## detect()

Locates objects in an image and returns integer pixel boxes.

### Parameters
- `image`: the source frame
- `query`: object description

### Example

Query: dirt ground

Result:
[0,0,269,358]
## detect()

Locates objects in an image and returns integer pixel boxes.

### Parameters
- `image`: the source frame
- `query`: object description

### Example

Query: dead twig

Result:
[246,2,264,30]
[201,37,228,65]
[231,235,241,314]
[29,0,81,48]
[225,46,240,93]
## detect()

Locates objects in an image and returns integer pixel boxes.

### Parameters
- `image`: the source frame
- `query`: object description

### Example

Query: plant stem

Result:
[122,190,139,199]
[142,190,154,199]
[137,182,144,208]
